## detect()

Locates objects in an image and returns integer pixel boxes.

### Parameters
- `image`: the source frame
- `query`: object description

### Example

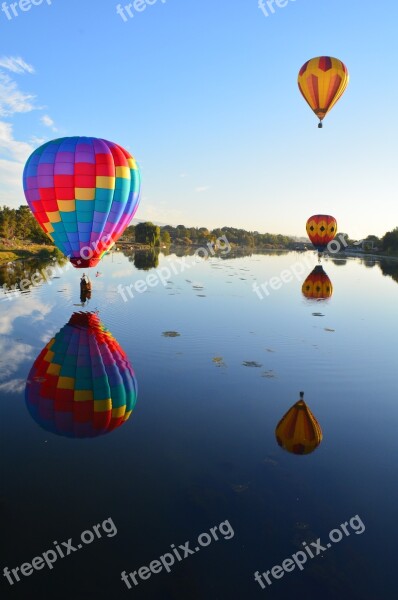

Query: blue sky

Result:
[0,0,397,238]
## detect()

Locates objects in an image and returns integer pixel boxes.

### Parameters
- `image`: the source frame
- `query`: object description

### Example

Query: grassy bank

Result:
[0,239,58,266]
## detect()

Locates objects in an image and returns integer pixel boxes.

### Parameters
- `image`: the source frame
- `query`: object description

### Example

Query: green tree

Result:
[338,232,355,246]
[176,224,187,238]
[135,222,160,246]
[0,206,17,239]
[365,234,381,245]
[122,225,136,242]
[161,230,171,245]
[381,227,398,253]
[0,205,49,243]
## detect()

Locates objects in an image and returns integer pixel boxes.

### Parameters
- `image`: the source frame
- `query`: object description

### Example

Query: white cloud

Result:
[30,135,46,146]
[0,56,38,206]
[195,186,210,193]
[0,121,32,161]
[0,57,61,208]
[0,378,26,394]
[41,114,57,132]
[138,201,183,226]
[0,57,37,117]
[0,297,52,335]
[0,338,34,380]
[0,72,37,117]
[0,121,34,207]
[38,326,58,344]
[0,56,35,74]
[0,157,26,206]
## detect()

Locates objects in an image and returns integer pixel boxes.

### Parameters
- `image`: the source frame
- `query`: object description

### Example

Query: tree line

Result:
[0,206,49,244]
[123,222,398,253]
[123,222,294,248]
[379,227,398,254]
[1,206,397,254]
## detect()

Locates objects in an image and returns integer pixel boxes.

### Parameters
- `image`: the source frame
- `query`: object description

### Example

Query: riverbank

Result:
[0,239,153,266]
[1,240,397,267]
[0,240,59,265]
[337,250,398,261]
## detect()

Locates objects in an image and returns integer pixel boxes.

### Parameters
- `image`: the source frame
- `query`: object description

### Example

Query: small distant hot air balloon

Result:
[302,266,333,300]
[275,392,323,455]
[25,312,137,438]
[298,56,349,128]
[23,137,141,269]
[306,214,337,252]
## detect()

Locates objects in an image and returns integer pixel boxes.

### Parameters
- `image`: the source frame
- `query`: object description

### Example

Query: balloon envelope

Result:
[25,312,137,438]
[298,56,349,126]
[276,398,323,455]
[302,265,333,299]
[306,214,337,251]
[23,137,141,268]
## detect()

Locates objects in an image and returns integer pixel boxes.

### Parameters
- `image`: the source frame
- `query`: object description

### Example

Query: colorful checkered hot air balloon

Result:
[298,56,349,128]
[275,392,323,456]
[23,137,141,268]
[306,214,337,252]
[302,266,333,300]
[25,312,137,438]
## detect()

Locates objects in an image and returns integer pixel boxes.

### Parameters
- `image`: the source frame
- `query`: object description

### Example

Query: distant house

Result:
[344,245,363,253]
[294,243,309,251]
[344,241,378,253]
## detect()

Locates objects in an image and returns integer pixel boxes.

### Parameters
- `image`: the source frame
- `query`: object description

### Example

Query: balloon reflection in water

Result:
[275,392,323,455]
[302,265,333,300]
[26,312,137,438]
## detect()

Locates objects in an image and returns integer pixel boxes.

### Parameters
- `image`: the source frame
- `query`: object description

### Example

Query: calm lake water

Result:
[1,249,397,600]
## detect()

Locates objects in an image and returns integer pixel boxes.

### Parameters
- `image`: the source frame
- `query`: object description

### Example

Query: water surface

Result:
[1,249,397,599]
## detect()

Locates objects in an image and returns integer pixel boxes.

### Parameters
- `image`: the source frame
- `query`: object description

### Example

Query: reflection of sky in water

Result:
[1,250,397,599]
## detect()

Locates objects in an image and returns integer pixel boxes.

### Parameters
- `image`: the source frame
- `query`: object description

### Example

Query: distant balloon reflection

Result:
[302,265,333,300]
[25,312,137,438]
[275,392,323,455]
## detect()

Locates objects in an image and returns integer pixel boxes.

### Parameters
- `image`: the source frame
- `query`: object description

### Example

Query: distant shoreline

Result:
[1,241,397,267]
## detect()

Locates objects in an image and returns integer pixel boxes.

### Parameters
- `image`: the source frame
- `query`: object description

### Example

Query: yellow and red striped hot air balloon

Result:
[298,56,349,128]
[306,214,337,252]
[275,392,323,455]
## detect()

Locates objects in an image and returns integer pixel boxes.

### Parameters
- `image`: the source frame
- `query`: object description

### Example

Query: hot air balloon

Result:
[298,56,349,128]
[23,137,141,269]
[302,265,333,300]
[306,214,337,252]
[275,392,323,455]
[25,312,137,438]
